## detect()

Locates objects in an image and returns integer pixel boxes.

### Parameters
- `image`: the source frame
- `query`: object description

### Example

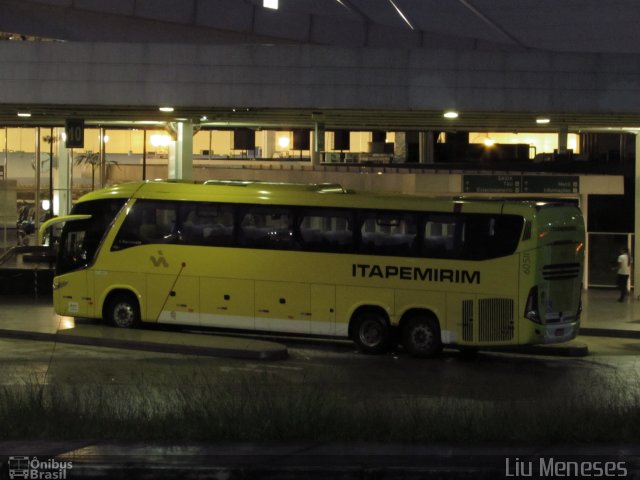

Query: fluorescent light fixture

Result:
[444,111,459,119]
[159,106,174,112]
[388,0,415,30]
[536,117,550,124]
[17,112,31,117]
[263,0,278,9]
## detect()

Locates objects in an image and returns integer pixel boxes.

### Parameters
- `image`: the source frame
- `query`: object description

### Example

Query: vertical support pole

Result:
[263,130,276,159]
[49,127,53,217]
[558,126,569,153]
[168,121,193,180]
[142,129,147,181]
[580,194,589,290]
[634,134,640,298]
[35,127,41,244]
[3,127,7,178]
[419,131,435,164]
[99,127,106,188]
[56,128,70,216]
[311,122,325,166]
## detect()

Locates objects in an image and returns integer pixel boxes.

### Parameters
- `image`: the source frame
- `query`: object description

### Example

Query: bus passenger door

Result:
[200,277,255,330]
[310,284,335,335]
[255,281,311,334]
[150,273,200,326]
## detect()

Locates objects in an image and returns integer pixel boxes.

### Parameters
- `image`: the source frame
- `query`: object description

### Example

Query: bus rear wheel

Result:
[402,315,442,358]
[352,310,390,355]
[106,293,140,328]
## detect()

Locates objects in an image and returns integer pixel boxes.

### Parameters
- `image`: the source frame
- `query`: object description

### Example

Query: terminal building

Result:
[0,0,638,291]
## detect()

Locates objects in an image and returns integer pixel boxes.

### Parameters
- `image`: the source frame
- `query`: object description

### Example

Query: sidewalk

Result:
[579,288,640,337]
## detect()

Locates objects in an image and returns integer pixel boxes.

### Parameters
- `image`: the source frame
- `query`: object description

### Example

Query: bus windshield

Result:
[57,199,126,275]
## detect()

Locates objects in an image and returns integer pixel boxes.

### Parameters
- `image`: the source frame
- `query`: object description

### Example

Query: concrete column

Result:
[34,127,41,241]
[99,127,106,187]
[580,194,589,290]
[262,130,276,158]
[558,126,569,153]
[56,128,70,215]
[311,122,325,166]
[168,121,193,180]
[634,136,640,298]
[419,131,435,164]
[394,132,407,163]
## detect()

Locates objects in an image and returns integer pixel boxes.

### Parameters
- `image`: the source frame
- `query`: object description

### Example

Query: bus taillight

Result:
[524,286,540,324]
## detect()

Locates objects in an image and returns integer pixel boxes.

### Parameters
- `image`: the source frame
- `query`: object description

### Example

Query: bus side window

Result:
[299,208,353,252]
[460,214,523,260]
[239,206,293,249]
[112,200,177,250]
[422,215,461,259]
[180,202,234,246]
[359,212,416,257]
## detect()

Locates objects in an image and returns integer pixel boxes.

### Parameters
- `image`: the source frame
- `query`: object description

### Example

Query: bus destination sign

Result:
[463,175,579,194]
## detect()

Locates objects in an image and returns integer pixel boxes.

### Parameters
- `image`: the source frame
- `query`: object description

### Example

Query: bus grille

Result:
[462,299,473,341]
[478,298,514,342]
[543,263,581,280]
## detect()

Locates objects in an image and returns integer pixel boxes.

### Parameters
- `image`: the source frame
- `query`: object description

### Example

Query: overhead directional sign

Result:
[65,119,84,148]
[522,175,579,194]
[463,175,579,194]
[463,175,521,193]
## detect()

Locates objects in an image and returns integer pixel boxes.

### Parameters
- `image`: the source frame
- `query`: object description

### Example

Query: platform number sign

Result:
[65,119,84,148]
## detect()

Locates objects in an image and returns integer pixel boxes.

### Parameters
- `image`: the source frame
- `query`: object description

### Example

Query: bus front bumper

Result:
[540,321,579,344]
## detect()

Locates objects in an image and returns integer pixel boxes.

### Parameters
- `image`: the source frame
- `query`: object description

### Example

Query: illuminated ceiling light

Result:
[150,134,172,147]
[443,111,459,119]
[277,135,290,149]
[483,137,496,147]
[263,0,278,9]
[159,106,174,112]
[388,0,415,30]
[17,112,31,117]
[200,116,208,121]
[536,117,551,124]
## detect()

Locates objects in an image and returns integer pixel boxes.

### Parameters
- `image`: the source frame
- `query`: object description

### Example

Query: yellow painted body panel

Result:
[52,181,585,347]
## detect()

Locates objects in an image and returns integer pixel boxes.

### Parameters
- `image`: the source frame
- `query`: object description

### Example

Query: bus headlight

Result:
[524,286,541,324]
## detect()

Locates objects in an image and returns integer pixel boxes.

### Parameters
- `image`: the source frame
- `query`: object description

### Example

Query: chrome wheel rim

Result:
[113,302,135,328]
[359,319,383,347]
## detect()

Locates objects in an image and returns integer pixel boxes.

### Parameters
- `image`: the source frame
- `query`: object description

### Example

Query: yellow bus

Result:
[45,180,584,357]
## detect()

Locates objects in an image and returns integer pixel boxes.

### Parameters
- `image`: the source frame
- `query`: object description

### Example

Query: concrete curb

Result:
[485,342,590,357]
[579,327,640,339]
[0,327,288,361]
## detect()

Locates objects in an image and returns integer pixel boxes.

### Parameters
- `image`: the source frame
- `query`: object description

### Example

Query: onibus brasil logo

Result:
[7,456,73,479]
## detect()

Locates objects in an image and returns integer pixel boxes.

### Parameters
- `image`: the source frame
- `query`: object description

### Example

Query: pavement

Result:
[0,288,639,479]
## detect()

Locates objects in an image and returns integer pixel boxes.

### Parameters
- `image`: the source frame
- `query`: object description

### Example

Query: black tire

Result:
[402,314,442,358]
[352,310,390,354]
[105,292,140,328]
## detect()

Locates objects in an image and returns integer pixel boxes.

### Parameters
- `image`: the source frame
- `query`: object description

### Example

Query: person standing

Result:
[617,247,631,302]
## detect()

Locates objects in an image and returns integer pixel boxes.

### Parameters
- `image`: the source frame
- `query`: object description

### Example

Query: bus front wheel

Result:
[352,310,390,354]
[106,293,140,328]
[402,315,442,358]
